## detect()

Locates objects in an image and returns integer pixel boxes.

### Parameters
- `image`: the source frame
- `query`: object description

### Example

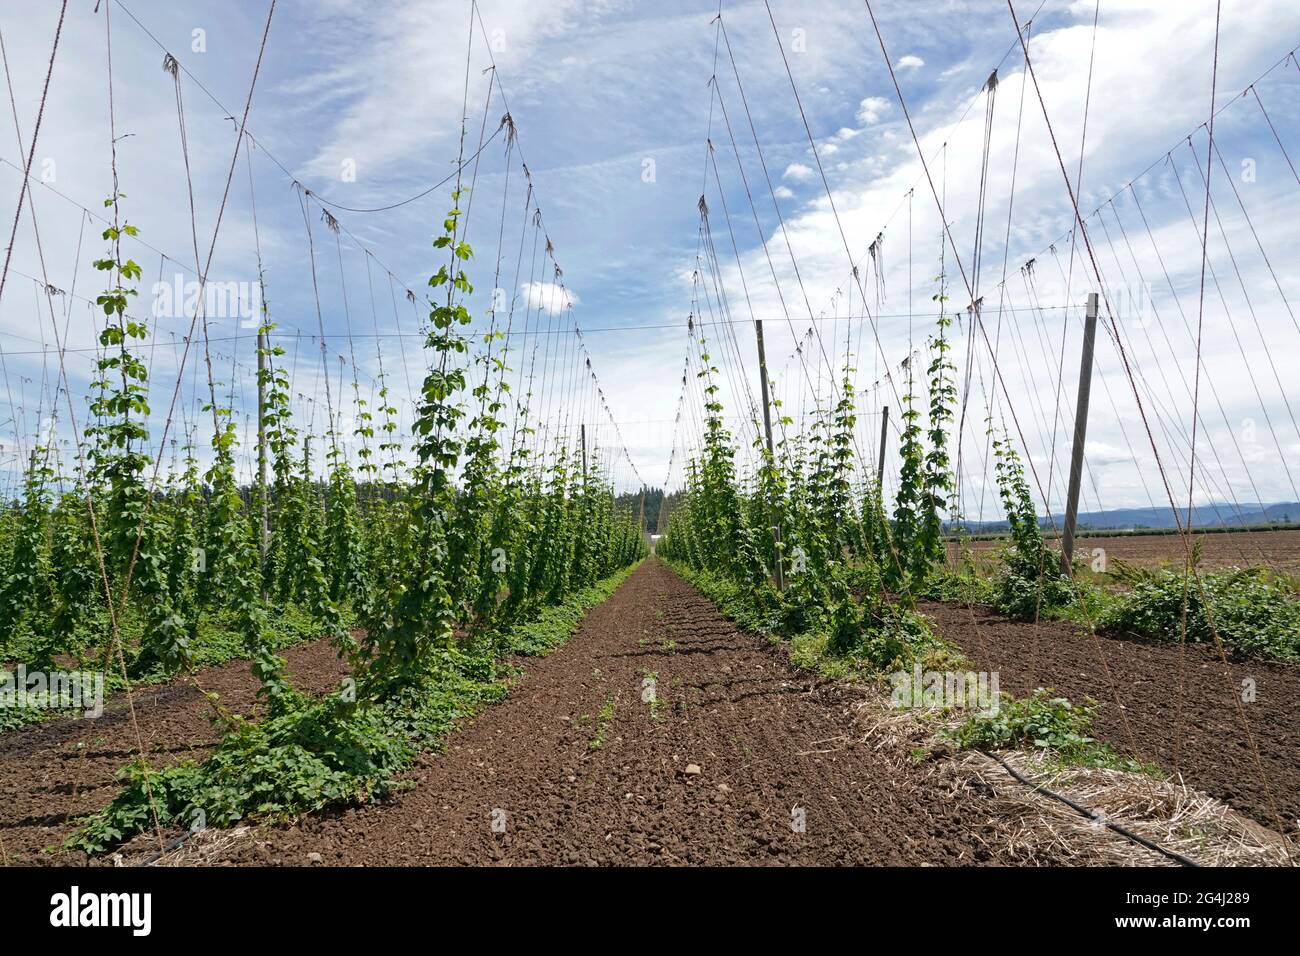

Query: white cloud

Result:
[521,281,578,314]
[897,54,925,70]
[1083,441,1131,467]
[292,0,602,182]
[693,0,1300,513]
[856,96,892,125]
[4,0,1299,506]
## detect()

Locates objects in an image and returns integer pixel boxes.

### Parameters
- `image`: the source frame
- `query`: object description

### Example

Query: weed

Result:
[1100,567,1300,659]
[946,688,1151,773]
[589,697,616,750]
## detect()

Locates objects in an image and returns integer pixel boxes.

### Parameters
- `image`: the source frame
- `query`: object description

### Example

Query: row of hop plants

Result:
[657,267,1298,665]
[0,191,647,846]
[657,277,1071,672]
[0,190,644,682]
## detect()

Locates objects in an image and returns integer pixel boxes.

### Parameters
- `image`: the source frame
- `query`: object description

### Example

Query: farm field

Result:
[0,638,351,866]
[1,0,1298,925]
[2,558,1293,868]
[6,561,993,866]
[950,528,1300,575]
[7,556,1289,868]
[920,600,1300,835]
[135,561,1016,866]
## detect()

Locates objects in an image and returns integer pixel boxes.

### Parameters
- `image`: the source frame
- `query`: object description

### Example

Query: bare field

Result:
[948,528,1300,575]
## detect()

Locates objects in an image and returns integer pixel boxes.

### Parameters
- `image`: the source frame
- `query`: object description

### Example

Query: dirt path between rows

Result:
[0,637,350,866]
[197,560,1019,866]
[922,601,1300,837]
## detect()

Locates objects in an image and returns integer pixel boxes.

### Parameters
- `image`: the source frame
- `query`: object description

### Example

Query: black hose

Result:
[982,750,1201,867]
[137,831,188,868]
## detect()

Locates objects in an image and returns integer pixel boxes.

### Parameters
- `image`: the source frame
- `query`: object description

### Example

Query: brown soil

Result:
[0,637,351,866]
[950,528,1300,575]
[193,561,1019,866]
[920,601,1300,837]
[12,562,1279,867]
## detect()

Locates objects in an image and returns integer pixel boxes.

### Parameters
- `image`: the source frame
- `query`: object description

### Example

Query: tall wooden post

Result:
[754,319,784,590]
[636,487,646,552]
[1060,292,1098,576]
[877,405,889,489]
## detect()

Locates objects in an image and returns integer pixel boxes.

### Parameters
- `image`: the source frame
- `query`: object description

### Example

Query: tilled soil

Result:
[950,528,1300,575]
[0,637,351,866]
[921,601,1300,836]
[204,561,1017,866]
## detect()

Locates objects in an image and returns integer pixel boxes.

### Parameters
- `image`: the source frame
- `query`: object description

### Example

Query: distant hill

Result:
[955,502,1300,534]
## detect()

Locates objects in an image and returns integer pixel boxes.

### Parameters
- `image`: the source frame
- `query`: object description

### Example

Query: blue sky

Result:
[2,0,1299,521]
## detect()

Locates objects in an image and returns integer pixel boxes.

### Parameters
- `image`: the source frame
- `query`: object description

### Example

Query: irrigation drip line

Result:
[982,750,1200,867]
[138,831,189,867]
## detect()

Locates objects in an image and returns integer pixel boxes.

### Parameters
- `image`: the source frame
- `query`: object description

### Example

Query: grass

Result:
[498,563,638,657]
[914,553,1300,662]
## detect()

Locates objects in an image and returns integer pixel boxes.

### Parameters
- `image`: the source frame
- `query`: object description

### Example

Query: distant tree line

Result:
[614,486,685,534]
